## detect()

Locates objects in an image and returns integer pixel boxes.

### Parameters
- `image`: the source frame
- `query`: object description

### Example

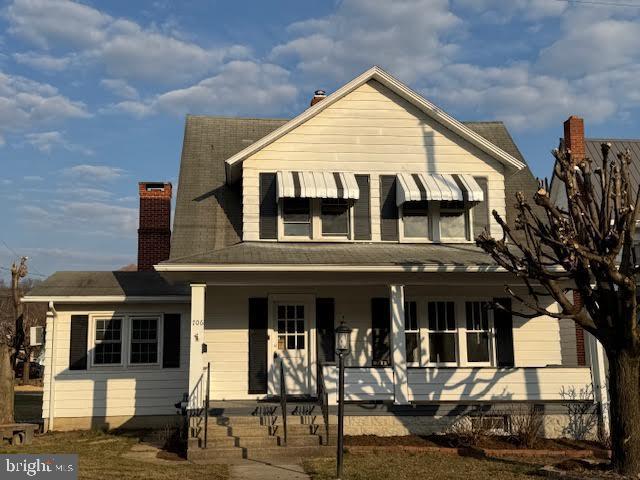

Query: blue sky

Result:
[1,0,640,278]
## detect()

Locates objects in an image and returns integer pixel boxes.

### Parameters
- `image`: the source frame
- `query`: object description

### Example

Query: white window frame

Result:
[418,298,496,368]
[129,315,162,366]
[404,299,421,367]
[399,201,475,244]
[88,313,164,370]
[91,316,125,367]
[461,300,495,367]
[278,198,354,242]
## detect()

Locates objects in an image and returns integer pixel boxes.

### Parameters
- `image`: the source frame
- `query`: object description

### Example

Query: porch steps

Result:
[188,404,336,464]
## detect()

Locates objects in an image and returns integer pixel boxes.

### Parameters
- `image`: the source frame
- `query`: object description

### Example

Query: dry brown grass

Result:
[0,430,228,480]
[304,450,548,480]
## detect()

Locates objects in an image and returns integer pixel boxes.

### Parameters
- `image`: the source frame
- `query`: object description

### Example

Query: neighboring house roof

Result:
[158,242,500,271]
[224,66,525,181]
[23,271,189,301]
[170,116,538,261]
[550,138,640,209]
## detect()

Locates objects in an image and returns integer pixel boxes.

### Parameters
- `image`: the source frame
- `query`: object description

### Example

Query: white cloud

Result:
[4,0,250,84]
[270,0,462,83]
[22,247,133,265]
[23,175,43,181]
[100,78,139,99]
[19,200,137,237]
[25,131,93,155]
[63,164,125,181]
[452,0,567,21]
[109,61,298,117]
[13,52,73,71]
[0,72,90,141]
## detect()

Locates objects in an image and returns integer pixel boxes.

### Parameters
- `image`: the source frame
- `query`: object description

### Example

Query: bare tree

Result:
[476,144,640,475]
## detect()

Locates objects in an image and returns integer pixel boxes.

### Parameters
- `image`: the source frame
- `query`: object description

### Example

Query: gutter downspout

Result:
[45,301,56,432]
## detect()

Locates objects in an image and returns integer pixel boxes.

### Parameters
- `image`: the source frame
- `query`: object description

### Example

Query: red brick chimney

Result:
[563,115,585,161]
[137,182,172,271]
[310,89,327,106]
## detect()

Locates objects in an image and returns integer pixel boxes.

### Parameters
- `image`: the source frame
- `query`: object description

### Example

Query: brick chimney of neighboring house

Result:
[563,116,587,366]
[137,182,172,271]
[563,115,585,162]
[310,89,327,106]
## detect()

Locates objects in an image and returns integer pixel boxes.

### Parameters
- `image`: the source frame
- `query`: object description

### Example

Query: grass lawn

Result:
[0,430,228,480]
[304,450,547,480]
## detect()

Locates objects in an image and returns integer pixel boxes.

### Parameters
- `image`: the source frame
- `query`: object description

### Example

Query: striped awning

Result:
[396,173,484,206]
[277,171,360,200]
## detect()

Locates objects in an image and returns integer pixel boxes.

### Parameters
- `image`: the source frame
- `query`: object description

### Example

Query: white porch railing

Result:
[321,365,593,405]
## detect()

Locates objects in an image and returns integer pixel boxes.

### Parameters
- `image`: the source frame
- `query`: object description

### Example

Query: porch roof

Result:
[158,241,502,271]
[23,271,189,301]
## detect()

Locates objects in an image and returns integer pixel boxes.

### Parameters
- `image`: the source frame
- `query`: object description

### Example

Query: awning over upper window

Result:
[276,171,360,200]
[396,173,484,206]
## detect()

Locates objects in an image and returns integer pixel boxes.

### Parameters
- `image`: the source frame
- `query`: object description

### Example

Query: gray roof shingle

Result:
[26,271,189,298]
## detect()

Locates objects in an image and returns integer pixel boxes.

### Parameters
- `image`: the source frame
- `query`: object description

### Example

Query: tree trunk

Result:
[0,343,15,424]
[607,347,640,475]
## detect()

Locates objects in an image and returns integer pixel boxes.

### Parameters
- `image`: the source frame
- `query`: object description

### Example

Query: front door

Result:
[273,301,311,395]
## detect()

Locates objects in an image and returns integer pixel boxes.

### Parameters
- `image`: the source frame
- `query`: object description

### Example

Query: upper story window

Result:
[396,173,484,243]
[282,198,312,238]
[321,199,350,236]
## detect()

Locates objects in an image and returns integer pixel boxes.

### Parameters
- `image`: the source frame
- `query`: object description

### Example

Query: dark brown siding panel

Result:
[494,298,515,367]
[69,315,88,370]
[248,298,268,394]
[379,175,398,241]
[354,175,371,240]
[472,176,490,238]
[259,173,277,239]
[371,297,391,366]
[162,314,181,368]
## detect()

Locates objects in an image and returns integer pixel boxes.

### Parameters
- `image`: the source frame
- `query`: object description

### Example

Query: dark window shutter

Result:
[494,298,515,367]
[371,297,391,366]
[259,173,277,239]
[379,175,398,241]
[316,298,335,364]
[69,315,88,370]
[248,298,268,394]
[162,314,181,368]
[472,176,490,237]
[354,175,371,240]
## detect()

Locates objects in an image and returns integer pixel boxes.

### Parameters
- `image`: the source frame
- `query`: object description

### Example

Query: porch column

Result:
[189,283,207,397]
[390,284,409,404]
[587,332,610,437]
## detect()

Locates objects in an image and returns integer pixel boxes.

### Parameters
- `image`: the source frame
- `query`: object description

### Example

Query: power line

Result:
[0,265,46,278]
[0,238,46,277]
[557,0,640,7]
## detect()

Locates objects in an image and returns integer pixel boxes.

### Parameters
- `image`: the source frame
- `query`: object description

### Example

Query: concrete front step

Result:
[188,436,236,448]
[270,424,338,436]
[235,436,279,448]
[278,435,320,447]
[187,446,244,462]
[245,445,334,461]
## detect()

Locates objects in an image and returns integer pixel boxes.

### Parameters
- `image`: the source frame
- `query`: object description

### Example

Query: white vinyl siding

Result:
[242,80,506,241]
[42,304,189,423]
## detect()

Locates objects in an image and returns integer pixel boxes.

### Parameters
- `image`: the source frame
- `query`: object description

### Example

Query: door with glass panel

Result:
[274,303,310,395]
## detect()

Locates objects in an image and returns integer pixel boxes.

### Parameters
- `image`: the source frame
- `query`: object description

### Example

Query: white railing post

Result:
[189,284,207,400]
[390,284,409,404]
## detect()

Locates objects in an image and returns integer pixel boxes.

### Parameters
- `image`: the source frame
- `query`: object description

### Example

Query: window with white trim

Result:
[402,201,431,239]
[465,301,492,363]
[282,198,312,237]
[94,318,122,365]
[404,301,420,365]
[130,317,159,364]
[427,301,457,364]
[276,304,305,350]
[321,198,350,236]
[439,201,470,240]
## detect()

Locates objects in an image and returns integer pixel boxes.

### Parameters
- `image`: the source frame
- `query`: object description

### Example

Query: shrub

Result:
[508,404,544,448]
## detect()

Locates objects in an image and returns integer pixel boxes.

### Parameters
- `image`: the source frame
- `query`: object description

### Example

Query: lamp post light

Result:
[335,321,352,480]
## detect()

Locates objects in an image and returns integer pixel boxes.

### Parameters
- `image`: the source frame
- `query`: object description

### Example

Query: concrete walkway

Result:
[229,460,310,480]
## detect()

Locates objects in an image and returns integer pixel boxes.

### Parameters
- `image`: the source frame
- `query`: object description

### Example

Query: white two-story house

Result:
[25,67,598,456]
